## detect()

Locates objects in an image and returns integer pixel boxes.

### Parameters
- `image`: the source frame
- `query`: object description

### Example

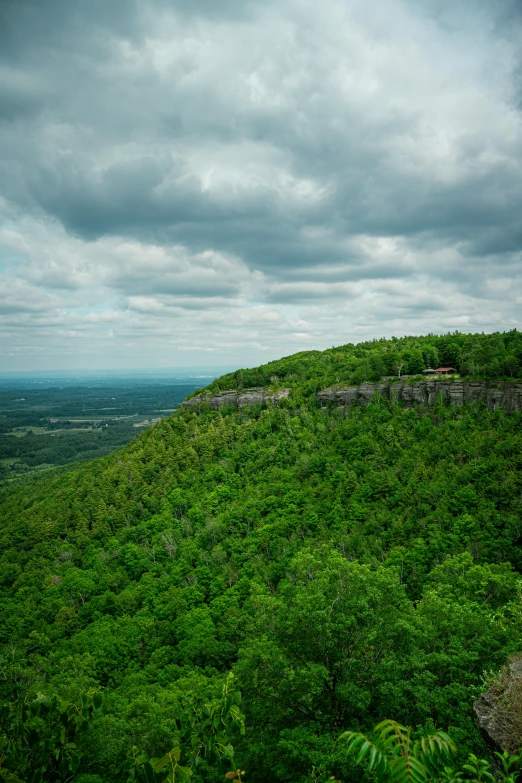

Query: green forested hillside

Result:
[1,332,522,783]
[203,329,522,394]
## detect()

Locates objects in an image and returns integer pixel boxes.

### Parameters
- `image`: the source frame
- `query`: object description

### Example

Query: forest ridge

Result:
[0,330,522,783]
[199,330,522,396]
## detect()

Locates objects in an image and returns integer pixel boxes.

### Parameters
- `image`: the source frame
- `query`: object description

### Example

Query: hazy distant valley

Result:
[0,374,216,480]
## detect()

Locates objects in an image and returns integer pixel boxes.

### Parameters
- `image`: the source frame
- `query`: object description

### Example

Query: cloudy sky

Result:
[1,0,521,370]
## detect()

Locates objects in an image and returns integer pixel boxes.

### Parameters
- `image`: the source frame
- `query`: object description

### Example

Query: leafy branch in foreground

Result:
[339,720,521,783]
[128,672,245,783]
[0,690,103,783]
[340,720,456,783]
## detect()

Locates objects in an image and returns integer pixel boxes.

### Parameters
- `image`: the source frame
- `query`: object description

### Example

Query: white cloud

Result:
[0,0,521,369]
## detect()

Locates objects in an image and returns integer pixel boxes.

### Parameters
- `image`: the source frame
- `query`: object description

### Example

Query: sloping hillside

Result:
[1,332,522,783]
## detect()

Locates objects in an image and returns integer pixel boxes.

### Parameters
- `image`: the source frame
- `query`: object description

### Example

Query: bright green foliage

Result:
[340,721,521,783]
[341,720,456,783]
[340,720,456,783]
[127,673,245,783]
[0,332,522,782]
[234,549,520,781]
[0,677,244,783]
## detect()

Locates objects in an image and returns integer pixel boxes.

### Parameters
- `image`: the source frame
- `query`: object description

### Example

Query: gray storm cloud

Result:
[0,0,521,369]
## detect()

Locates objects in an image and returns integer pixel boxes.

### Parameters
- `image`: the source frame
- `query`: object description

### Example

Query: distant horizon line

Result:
[0,366,235,377]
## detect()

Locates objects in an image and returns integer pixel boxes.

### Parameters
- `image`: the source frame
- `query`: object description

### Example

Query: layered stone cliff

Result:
[317,380,522,412]
[182,387,290,411]
[182,381,522,413]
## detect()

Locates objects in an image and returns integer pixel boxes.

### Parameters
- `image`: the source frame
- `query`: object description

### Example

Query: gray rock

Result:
[182,387,290,411]
[474,693,506,754]
[183,381,522,414]
[510,659,522,679]
[317,381,522,413]
[474,658,522,754]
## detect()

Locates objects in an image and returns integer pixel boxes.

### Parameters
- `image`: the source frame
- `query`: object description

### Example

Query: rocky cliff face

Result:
[182,381,522,413]
[317,380,522,412]
[182,387,290,411]
[474,658,522,754]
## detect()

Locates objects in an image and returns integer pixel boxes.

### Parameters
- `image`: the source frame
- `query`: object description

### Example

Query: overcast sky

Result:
[1,0,521,371]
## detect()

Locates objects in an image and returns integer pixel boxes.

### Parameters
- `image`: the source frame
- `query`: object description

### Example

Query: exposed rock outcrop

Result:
[182,387,290,411]
[182,380,522,413]
[317,380,522,412]
[474,658,522,754]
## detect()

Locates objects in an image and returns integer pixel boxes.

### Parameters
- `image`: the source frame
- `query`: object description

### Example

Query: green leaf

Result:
[0,770,26,783]
[152,748,181,772]
[390,755,428,783]
[176,766,193,782]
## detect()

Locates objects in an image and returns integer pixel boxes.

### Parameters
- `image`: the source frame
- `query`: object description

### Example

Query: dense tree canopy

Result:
[1,331,522,783]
